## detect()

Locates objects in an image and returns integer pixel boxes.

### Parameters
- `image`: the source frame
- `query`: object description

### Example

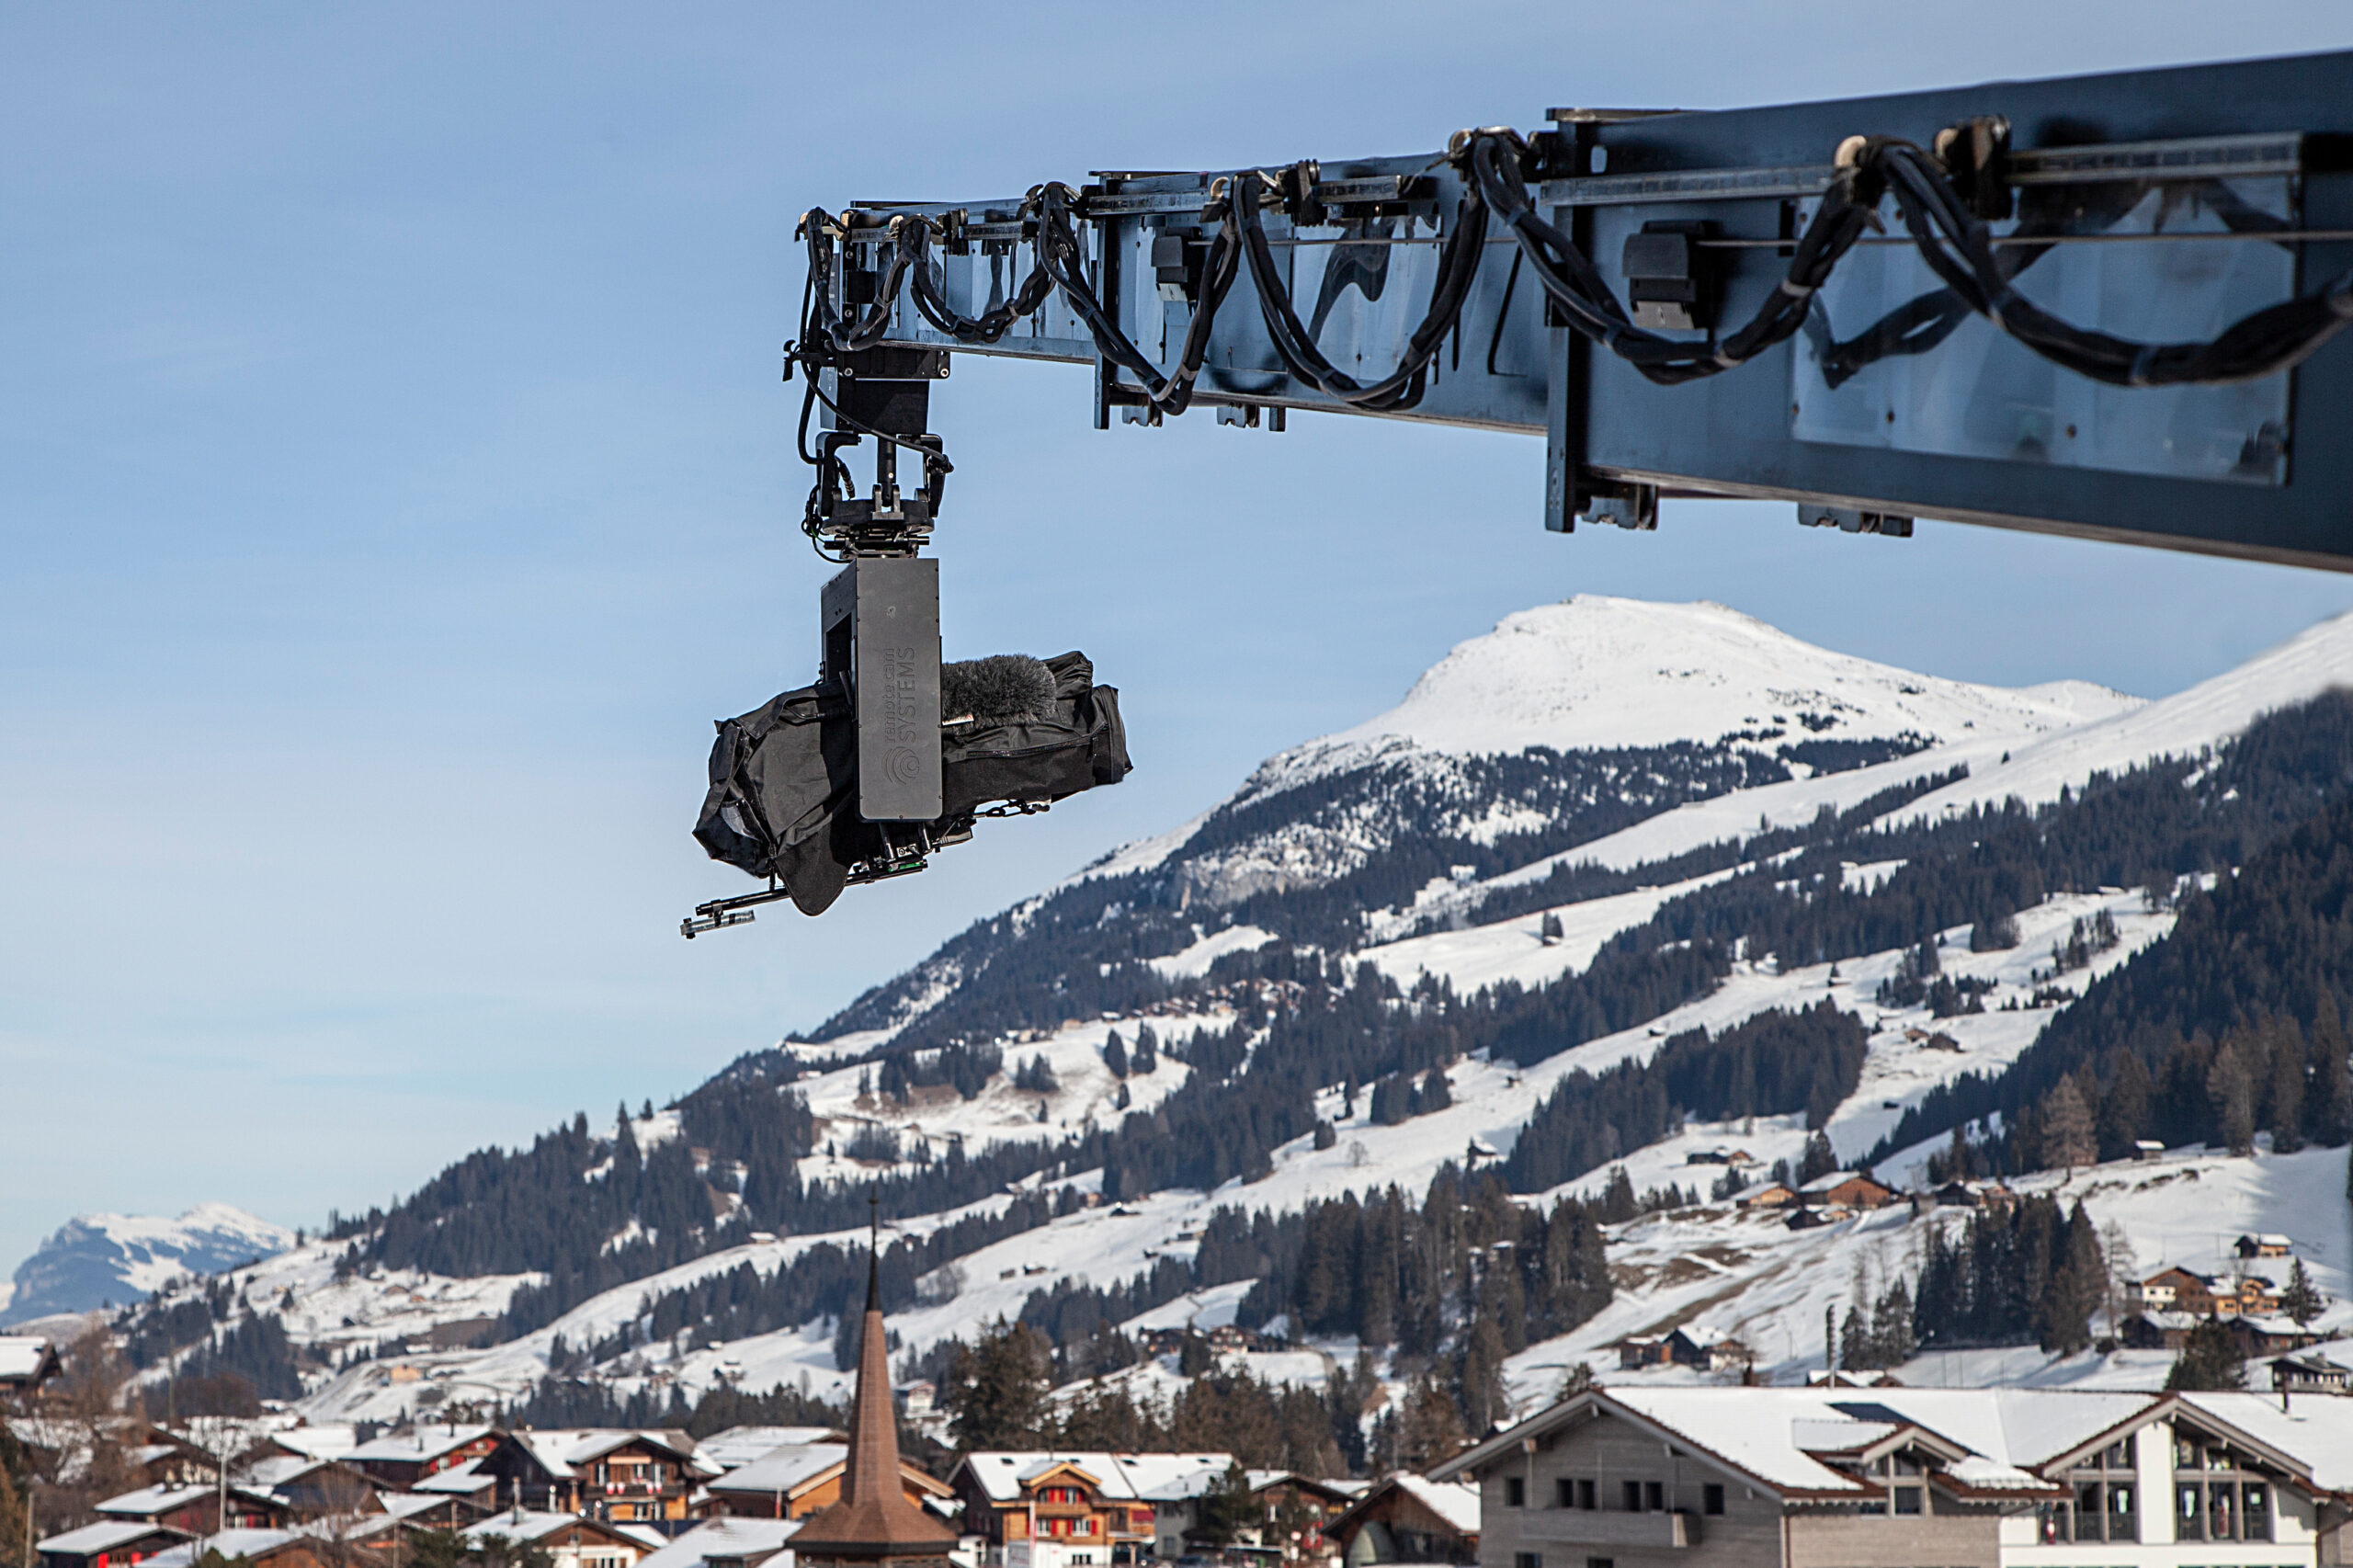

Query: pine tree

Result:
[1797,1131,1837,1184]
[2309,994,2352,1144]
[1394,1375,1469,1470]
[2165,1317,2247,1391]
[2208,1042,2256,1154]
[2042,1077,2097,1170]
[2038,1199,2105,1354]
[1103,1030,1130,1078]
[2097,1052,2153,1162]
[1132,1025,1159,1074]
[2280,1257,2324,1326]
[948,1319,1055,1449]
[2263,1016,2307,1152]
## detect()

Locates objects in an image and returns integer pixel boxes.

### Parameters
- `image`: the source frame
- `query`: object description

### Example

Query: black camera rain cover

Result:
[693,651,1130,916]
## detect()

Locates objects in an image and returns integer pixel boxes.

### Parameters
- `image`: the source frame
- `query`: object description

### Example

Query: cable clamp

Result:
[2128,344,2162,387]
[1777,278,1818,301]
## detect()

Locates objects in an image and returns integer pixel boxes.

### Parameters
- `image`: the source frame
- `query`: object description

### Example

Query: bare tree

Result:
[22,1318,142,1533]
[2099,1221,2140,1338]
[299,1465,386,1568]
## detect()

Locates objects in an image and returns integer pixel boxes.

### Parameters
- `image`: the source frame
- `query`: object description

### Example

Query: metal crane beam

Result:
[811,49,2353,570]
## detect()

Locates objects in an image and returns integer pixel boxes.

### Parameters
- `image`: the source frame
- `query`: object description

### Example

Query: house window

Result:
[1643,1483,1663,1513]
[1514,1553,1542,1568]
[1893,1487,1923,1517]
[1701,1485,1723,1517]
[1584,1559,1613,1568]
[1578,1481,1596,1512]
[1554,1480,1574,1509]
[1620,1482,1642,1513]
[1505,1479,1525,1508]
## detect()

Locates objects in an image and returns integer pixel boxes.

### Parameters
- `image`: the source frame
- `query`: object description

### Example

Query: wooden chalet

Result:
[1241,1471,1356,1562]
[479,1428,708,1524]
[94,1480,299,1536]
[947,1452,1234,1564]
[1798,1171,1897,1211]
[460,1510,657,1568]
[346,1424,501,1490]
[698,1442,949,1521]
[0,1335,63,1399]
[145,1530,324,1568]
[1325,1476,1480,1568]
[35,1523,188,1568]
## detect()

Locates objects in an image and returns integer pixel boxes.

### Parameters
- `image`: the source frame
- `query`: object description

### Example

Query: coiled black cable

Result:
[1466,131,1882,386]
[1867,138,2353,386]
[1029,182,1243,415]
[1232,168,1492,412]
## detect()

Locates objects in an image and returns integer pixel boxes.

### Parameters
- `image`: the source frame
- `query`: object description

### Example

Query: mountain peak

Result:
[3,1203,293,1325]
[1319,595,2138,761]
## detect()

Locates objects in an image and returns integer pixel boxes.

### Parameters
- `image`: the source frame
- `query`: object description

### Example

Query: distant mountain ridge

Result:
[3,1203,292,1325]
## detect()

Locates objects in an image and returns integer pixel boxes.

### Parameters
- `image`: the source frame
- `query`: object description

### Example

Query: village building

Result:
[1236,1471,1357,1562]
[410,1456,503,1517]
[0,1335,63,1399]
[698,1442,949,1522]
[142,1530,322,1568]
[346,1424,501,1491]
[1617,1326,1751,1374]
[947,1452,1234,1564]
[1735,1183,1795,1210]
[1798,1171,1897,1211]
[479,1428,711,1523]
[93,1480,297,1535]
[786,1229,958,1568]
[1434,1384,2353,1568]
[460,1509,663,1568]
[694,1426,843,1472]
[2235,1233,2295,1259]
[34,1522,189,1568]
[636,1517,803,1568]
[1326,1475,1481,1567]
[2268,1353,2352,1396]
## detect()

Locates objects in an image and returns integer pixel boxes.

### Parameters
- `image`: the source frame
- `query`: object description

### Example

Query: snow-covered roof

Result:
[348,1425,494,1463]
[696,1426,840,1472]
[2178,1394,2353,1492]
[237,1454,327,1488]
[506,1429,699,1480]
[0,1337,55,1381]
[1798,1170,1885,1194]
[146,1530,299,1568]
[955,1452,1233,1504]
[1388,1475,1481,1536]
[1788,1418,1899,1455]
[464,1510,592,1547]
[376,1494,458,1522]
[633,1517,801,1568]
[413,1458,496,1494]
[37,1521,185,1556]
[96,1484,213,1517]
[268,1425,358,1460]
[704,1445,846,1496]
[1439,1389,2151,1498]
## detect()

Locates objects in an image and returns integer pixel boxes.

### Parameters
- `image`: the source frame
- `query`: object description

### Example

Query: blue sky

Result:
[6,2,2353,1277]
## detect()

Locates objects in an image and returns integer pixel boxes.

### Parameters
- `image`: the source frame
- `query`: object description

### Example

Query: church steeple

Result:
[789,1199,955,1567]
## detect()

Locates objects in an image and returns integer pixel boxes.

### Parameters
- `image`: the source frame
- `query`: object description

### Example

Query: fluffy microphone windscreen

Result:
[941,653,1059,724]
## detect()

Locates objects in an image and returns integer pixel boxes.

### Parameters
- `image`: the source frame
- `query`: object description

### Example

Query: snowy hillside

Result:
[5,1203,293,1324]
[87,596,2353,1448]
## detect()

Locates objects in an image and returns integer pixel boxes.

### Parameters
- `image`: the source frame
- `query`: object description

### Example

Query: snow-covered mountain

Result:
[4,1203,294,1325]
[97,596,2353,1436]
